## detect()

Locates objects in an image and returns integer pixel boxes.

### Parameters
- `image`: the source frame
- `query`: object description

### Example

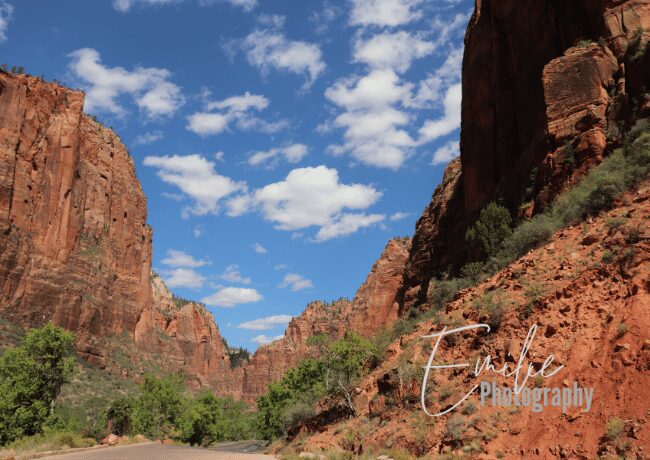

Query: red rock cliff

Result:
[0,72,232,389]
[400,0,650,311]
[236,238,410,404]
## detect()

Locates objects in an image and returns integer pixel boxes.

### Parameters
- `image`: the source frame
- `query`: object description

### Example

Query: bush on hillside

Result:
[465,202,513,261]
[0,324,75,445]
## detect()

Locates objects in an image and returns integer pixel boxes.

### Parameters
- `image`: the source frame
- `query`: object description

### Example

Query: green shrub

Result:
[446,415,465,442]
[605,417,625,440]
[601,251,616,264]
[178,392,254,446]
[472,292,509,331]
[131,374,185,440]
[465,202,513,261]
[0,324,75,445]
[605,216,628,232]
[106,397,133,436]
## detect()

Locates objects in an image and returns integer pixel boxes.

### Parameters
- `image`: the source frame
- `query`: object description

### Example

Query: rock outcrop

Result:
[400,0,650,310]
[0,71,232,388]
[237,238,410,403]
[299,182,650,458]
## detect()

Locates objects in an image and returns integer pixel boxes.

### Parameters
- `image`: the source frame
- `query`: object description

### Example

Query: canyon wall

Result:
[235,238,410,404]
[0,72,232,388]
[400,0,650,311]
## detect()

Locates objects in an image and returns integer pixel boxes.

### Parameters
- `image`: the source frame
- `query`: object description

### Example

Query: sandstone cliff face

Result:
[0,72,152,363]
[401,0,650,310]
[0,72,232,390]
[237,238,410,403]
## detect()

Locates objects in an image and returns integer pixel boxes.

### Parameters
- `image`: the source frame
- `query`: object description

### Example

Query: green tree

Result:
[0,323,75,445]
[178,392,253,446]
[465,202,513,261]
[131,374,185,440]
[106,397,134,436]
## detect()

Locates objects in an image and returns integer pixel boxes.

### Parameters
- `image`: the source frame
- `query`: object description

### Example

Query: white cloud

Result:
[236,19,325,89]
[325,69,415,169]
[114,0,256,12]
[389,211,411,221]
[248,143,309,168]
[353,31,434,73]
[238,315,293,330]
[67,48,184,119]
[274,263,288,271]
[315,213,384,241]
[431,140,459,165]
[349,0,423,27]
[187,92,286,136]
[201,287,263,307]
[0,2,13,42]
[132,131,164,146]
[199,0,257,11]
[219,264,251,284]
[417,83,462,144]
[409,47,463,109]
[251,334,284,345]
[143,154,245,217]
[161,249,210,268]
[192,225,205,238]
[164,268,206,289]
[251,243,267,254]
[279,273,314,291]
[226,165,384,241]
[225,0,256,11]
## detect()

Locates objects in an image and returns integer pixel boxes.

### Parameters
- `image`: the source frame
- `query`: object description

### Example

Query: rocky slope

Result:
[295,182,650,459]
[401,0,650,311]
[235,238,410,404]
[0,71,231,389]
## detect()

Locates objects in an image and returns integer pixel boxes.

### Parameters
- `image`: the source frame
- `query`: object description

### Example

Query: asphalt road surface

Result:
[40,442,276,460]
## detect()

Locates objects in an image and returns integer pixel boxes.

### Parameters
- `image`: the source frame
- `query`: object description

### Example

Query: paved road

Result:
[40,443,276,460]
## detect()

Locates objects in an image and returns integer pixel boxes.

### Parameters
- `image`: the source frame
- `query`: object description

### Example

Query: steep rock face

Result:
[0,72,152,363]
[401,0,650,310]
[300,183,650,458]
[0,72,232,391]
[237,238,410,403]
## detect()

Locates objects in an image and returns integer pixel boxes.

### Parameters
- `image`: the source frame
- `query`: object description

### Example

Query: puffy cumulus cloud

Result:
[279,273,314,291]
[238,315,293,330]
[0,2,13,42]
[163,268,206,289]
[143,154,245,217]
[67,48,184,119]
[251,334,284,345]
[431,140,459,166]
[161,249,210,267]
[132,131,164,146]
[234,18,325,89]
[248,143,309,168]
[349,0,423,28]
[226,165,384,241]
[325,69,415,169]
[417,83,461,144]
[251,243,267,254]
[187,92,287,136]
[353,31,434,73]
[201,287,263,307]
[219,264,252,285]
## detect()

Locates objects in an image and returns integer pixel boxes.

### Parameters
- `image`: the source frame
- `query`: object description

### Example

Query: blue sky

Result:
[1,0,471,350]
